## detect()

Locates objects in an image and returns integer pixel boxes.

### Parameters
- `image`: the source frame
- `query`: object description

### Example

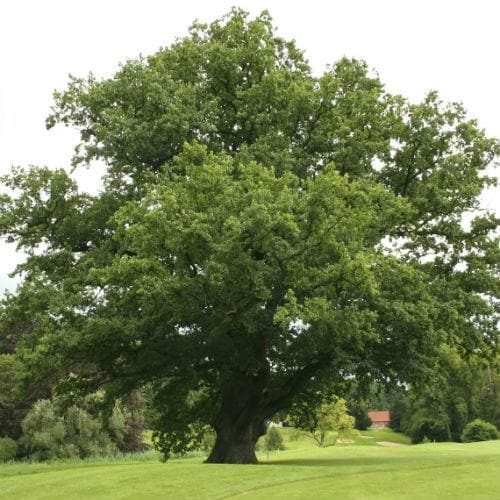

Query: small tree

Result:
[264,426,284,451]
[0,437,18,462]
[291,397,355,447]
[348,399,372,431]
[20,400,68,460]
[65,405,116,458]
[107,392,146,453]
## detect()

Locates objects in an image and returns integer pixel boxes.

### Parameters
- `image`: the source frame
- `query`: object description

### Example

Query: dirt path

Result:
[376,441,408,447]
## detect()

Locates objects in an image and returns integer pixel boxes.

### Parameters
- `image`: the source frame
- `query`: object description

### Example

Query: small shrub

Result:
[461,419,498,443]
[264,426,284,451]
[200,427,216,454]
[0,437,18,462]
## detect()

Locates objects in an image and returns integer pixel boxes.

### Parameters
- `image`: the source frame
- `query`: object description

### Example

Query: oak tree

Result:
[1,9,498,463]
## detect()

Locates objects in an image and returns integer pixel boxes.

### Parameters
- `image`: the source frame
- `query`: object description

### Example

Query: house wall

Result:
[371,421,389,429]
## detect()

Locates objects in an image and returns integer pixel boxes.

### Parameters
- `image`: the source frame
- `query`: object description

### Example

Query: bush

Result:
[403,405,451,444]
[64,406,117,458]
[20,400,68,460]
[85,391,146,453]
[20,399,117,460]
[264,426,284,451]
[200,426,216,454]
[0,437,18,462]
[461,419,498,443]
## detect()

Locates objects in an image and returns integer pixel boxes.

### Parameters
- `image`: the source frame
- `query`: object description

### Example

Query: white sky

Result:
[1,0,499,294]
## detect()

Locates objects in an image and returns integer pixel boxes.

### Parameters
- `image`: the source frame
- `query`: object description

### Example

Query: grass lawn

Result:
[1,432,498,499]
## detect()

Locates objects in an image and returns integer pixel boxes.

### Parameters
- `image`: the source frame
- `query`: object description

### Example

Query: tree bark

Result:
[205,418,266,464]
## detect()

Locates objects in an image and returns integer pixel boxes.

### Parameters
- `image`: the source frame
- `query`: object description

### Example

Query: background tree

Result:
[347,399,372,431]
[0,9,498,463]
[264,426,284,451]
[346,380,403,430]
[389,348,499,443]
[477,356,500,430]
[0,354,23,438]
[290,397,355,447]
[19,399,117,461]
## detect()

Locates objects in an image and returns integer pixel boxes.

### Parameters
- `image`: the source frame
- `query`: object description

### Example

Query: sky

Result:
[1,0,499,294]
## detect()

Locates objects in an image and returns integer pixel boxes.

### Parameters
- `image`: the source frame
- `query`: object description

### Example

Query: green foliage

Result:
[264,426,284,451]
[0,8,498,463]
[200,427,216,454]
[0,354,25,438]
[0,437,18,462]
[0,354,22,407]
[477,358,500,430]
[20,400,71,460]
[64,406,117,458]
[20,400,117,461]
[406,412,451,444]
[461,419,498,443]
[291,397,355,447]
[389,396,411,433]
[108,402,126,446]
[391,349,500,443]
[106,392,147,453]
[347,399,372,431]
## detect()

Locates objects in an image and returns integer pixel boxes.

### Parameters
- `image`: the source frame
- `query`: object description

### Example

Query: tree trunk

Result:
[205,418,267,464]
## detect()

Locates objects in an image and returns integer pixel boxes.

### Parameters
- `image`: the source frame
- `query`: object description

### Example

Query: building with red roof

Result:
[368,410,391,429]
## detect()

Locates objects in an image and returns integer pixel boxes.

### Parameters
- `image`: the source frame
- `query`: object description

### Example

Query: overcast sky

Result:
[1,0,499,294]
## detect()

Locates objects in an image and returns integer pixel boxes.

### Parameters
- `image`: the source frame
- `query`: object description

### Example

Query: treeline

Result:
[348,347,500,443]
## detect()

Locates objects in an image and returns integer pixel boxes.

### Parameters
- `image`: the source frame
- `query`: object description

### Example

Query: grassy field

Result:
[1,430,498,499]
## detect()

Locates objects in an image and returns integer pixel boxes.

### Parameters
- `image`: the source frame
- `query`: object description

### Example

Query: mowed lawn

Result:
[1,433,499,499]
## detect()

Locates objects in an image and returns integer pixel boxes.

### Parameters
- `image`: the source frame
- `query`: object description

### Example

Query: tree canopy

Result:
[1,9,498,464]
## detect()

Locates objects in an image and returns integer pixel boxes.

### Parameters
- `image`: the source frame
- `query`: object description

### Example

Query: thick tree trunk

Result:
[205,417,267,464]
[205,427,257,464]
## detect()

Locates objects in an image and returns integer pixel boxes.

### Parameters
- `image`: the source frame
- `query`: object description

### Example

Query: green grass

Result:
[269,426,412,449]
[1,434,498,499]
[354,428,413,445]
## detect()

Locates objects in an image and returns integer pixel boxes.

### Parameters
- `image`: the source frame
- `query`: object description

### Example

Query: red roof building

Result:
[368,410,391,429]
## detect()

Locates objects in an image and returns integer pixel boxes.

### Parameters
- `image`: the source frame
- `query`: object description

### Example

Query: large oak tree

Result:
[1,9,498,463]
